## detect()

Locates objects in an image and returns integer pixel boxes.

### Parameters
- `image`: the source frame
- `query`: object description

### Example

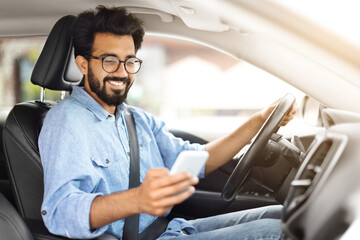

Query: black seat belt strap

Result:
[123,107,140,240]
[123,107,169,240]
[138,217,169,240]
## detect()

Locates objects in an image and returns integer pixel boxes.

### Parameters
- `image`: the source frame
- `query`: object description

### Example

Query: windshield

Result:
[275,0,360,49]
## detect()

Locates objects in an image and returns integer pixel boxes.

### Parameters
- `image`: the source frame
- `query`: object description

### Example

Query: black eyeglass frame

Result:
[85,55,143,74]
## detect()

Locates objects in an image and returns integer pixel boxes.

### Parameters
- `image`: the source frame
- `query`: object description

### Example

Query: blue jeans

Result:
[158,205,284,240]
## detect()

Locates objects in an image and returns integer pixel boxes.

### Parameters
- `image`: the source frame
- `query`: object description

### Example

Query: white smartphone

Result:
[170,151,209,176]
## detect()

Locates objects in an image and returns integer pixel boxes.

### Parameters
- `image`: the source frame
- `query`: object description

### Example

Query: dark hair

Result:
[72,5,145,57]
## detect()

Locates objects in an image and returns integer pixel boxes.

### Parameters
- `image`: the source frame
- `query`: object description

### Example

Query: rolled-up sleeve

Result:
[39,123,108,239]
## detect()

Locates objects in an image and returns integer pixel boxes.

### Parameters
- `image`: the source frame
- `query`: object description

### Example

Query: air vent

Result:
[292,140,332,194]
[285,140,332,209]
[283,132,347,222]
[281,131,348,239]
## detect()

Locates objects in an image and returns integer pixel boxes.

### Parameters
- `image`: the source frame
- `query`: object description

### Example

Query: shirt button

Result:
[167,228,172,231]
[127,152,131,156]
[139,143,143,148]
[105,159,110,164]
[42,210,47,215]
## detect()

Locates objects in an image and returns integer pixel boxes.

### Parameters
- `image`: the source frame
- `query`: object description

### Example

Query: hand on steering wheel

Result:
[221,94,296,201]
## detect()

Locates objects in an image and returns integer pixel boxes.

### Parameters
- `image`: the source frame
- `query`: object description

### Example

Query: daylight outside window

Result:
[0,36,304,141]
[129,36,304,140]
[0,37,60,119]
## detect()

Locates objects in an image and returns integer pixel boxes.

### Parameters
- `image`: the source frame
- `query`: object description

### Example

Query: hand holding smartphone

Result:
[169,151,208,196]
[170,151,209,176]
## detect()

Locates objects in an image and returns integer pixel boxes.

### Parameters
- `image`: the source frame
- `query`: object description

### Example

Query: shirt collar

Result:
[70,86,127,121]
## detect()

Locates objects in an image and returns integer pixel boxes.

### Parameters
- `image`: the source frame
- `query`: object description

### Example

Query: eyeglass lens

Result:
[102,56,141,74]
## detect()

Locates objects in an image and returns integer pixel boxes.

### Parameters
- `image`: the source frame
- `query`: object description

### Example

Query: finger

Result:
[287,111,296,120]
[151,206,173,216]
[150,176,199,199]
[289,102,297,115]
[283,114,294,121]
[271,98,281,105]
[280,117,291,126]
[153,186,196,209]
[280,120,289,126]
[283,103,297,121]
[149,171,194,189]
[145,168,169,179]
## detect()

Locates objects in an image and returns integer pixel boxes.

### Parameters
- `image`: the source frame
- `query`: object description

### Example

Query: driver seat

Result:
[2,15,117,240]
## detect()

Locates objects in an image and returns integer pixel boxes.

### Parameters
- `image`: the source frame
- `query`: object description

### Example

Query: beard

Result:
[87,67,131,106]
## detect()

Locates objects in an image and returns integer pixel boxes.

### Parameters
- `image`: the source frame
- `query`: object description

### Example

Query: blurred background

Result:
[1,0,358,140]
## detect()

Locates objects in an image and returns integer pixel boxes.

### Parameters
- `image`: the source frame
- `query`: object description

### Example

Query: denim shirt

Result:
[39,87,205,239]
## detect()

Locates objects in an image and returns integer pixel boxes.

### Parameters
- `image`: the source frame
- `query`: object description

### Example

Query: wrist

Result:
[132,187,142,215]
[253,111,267,125]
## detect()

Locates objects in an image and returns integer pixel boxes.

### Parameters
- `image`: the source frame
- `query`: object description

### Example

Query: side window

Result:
[129,36,304,140]
[0,37,60,114]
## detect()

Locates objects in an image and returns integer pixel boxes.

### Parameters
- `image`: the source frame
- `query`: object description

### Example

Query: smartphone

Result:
[170,151,209,176]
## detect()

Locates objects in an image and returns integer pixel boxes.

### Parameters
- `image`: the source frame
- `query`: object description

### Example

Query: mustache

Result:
[103,77,130,84]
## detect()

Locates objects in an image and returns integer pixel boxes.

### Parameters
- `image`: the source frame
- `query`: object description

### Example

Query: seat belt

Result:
[123,108,169,240]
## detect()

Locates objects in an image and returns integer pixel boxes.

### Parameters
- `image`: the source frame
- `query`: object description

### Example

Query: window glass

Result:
[129,36,304,140]
[0,36,304,140]
[0,37,60,115]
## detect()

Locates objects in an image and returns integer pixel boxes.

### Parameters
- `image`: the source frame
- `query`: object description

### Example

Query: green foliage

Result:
[22,81,61,102]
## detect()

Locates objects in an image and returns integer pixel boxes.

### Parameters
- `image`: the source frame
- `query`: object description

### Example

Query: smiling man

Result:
[79,34,137,113]
[39,5,295,240]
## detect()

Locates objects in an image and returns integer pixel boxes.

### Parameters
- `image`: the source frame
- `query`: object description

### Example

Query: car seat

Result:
[0,192,33,240]
[2,15,117,240]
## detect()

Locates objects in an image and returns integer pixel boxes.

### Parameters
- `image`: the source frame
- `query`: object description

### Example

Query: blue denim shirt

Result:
[39,86,205,239]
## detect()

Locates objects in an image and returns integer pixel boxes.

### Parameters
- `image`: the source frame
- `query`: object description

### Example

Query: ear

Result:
[75,55,88,75]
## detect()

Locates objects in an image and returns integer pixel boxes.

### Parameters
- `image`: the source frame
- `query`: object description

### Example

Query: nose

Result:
[114,62,128,77]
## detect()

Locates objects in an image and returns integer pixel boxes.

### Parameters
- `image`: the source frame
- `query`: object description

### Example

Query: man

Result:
[39,5,296,240]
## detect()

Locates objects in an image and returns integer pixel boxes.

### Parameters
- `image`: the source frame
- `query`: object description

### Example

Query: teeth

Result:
[109,81,124,86]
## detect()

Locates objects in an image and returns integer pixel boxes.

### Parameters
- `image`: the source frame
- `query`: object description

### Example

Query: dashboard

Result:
[281,119,360,239]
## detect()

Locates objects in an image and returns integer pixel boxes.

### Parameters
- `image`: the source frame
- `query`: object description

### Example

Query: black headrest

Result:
[31,15,83,91]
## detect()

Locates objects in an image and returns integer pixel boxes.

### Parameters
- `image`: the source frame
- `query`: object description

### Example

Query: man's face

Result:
[83,33,136,111]
[87,64,130,107]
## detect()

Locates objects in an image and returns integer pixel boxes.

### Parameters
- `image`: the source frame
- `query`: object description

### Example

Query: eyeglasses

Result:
[85,55,143,74]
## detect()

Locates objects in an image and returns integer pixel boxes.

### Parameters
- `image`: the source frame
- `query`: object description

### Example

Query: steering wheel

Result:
[221,94,296,201]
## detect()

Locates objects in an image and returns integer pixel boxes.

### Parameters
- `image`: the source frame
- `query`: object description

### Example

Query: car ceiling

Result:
[0,0,230,36]
[1,0,360,113]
